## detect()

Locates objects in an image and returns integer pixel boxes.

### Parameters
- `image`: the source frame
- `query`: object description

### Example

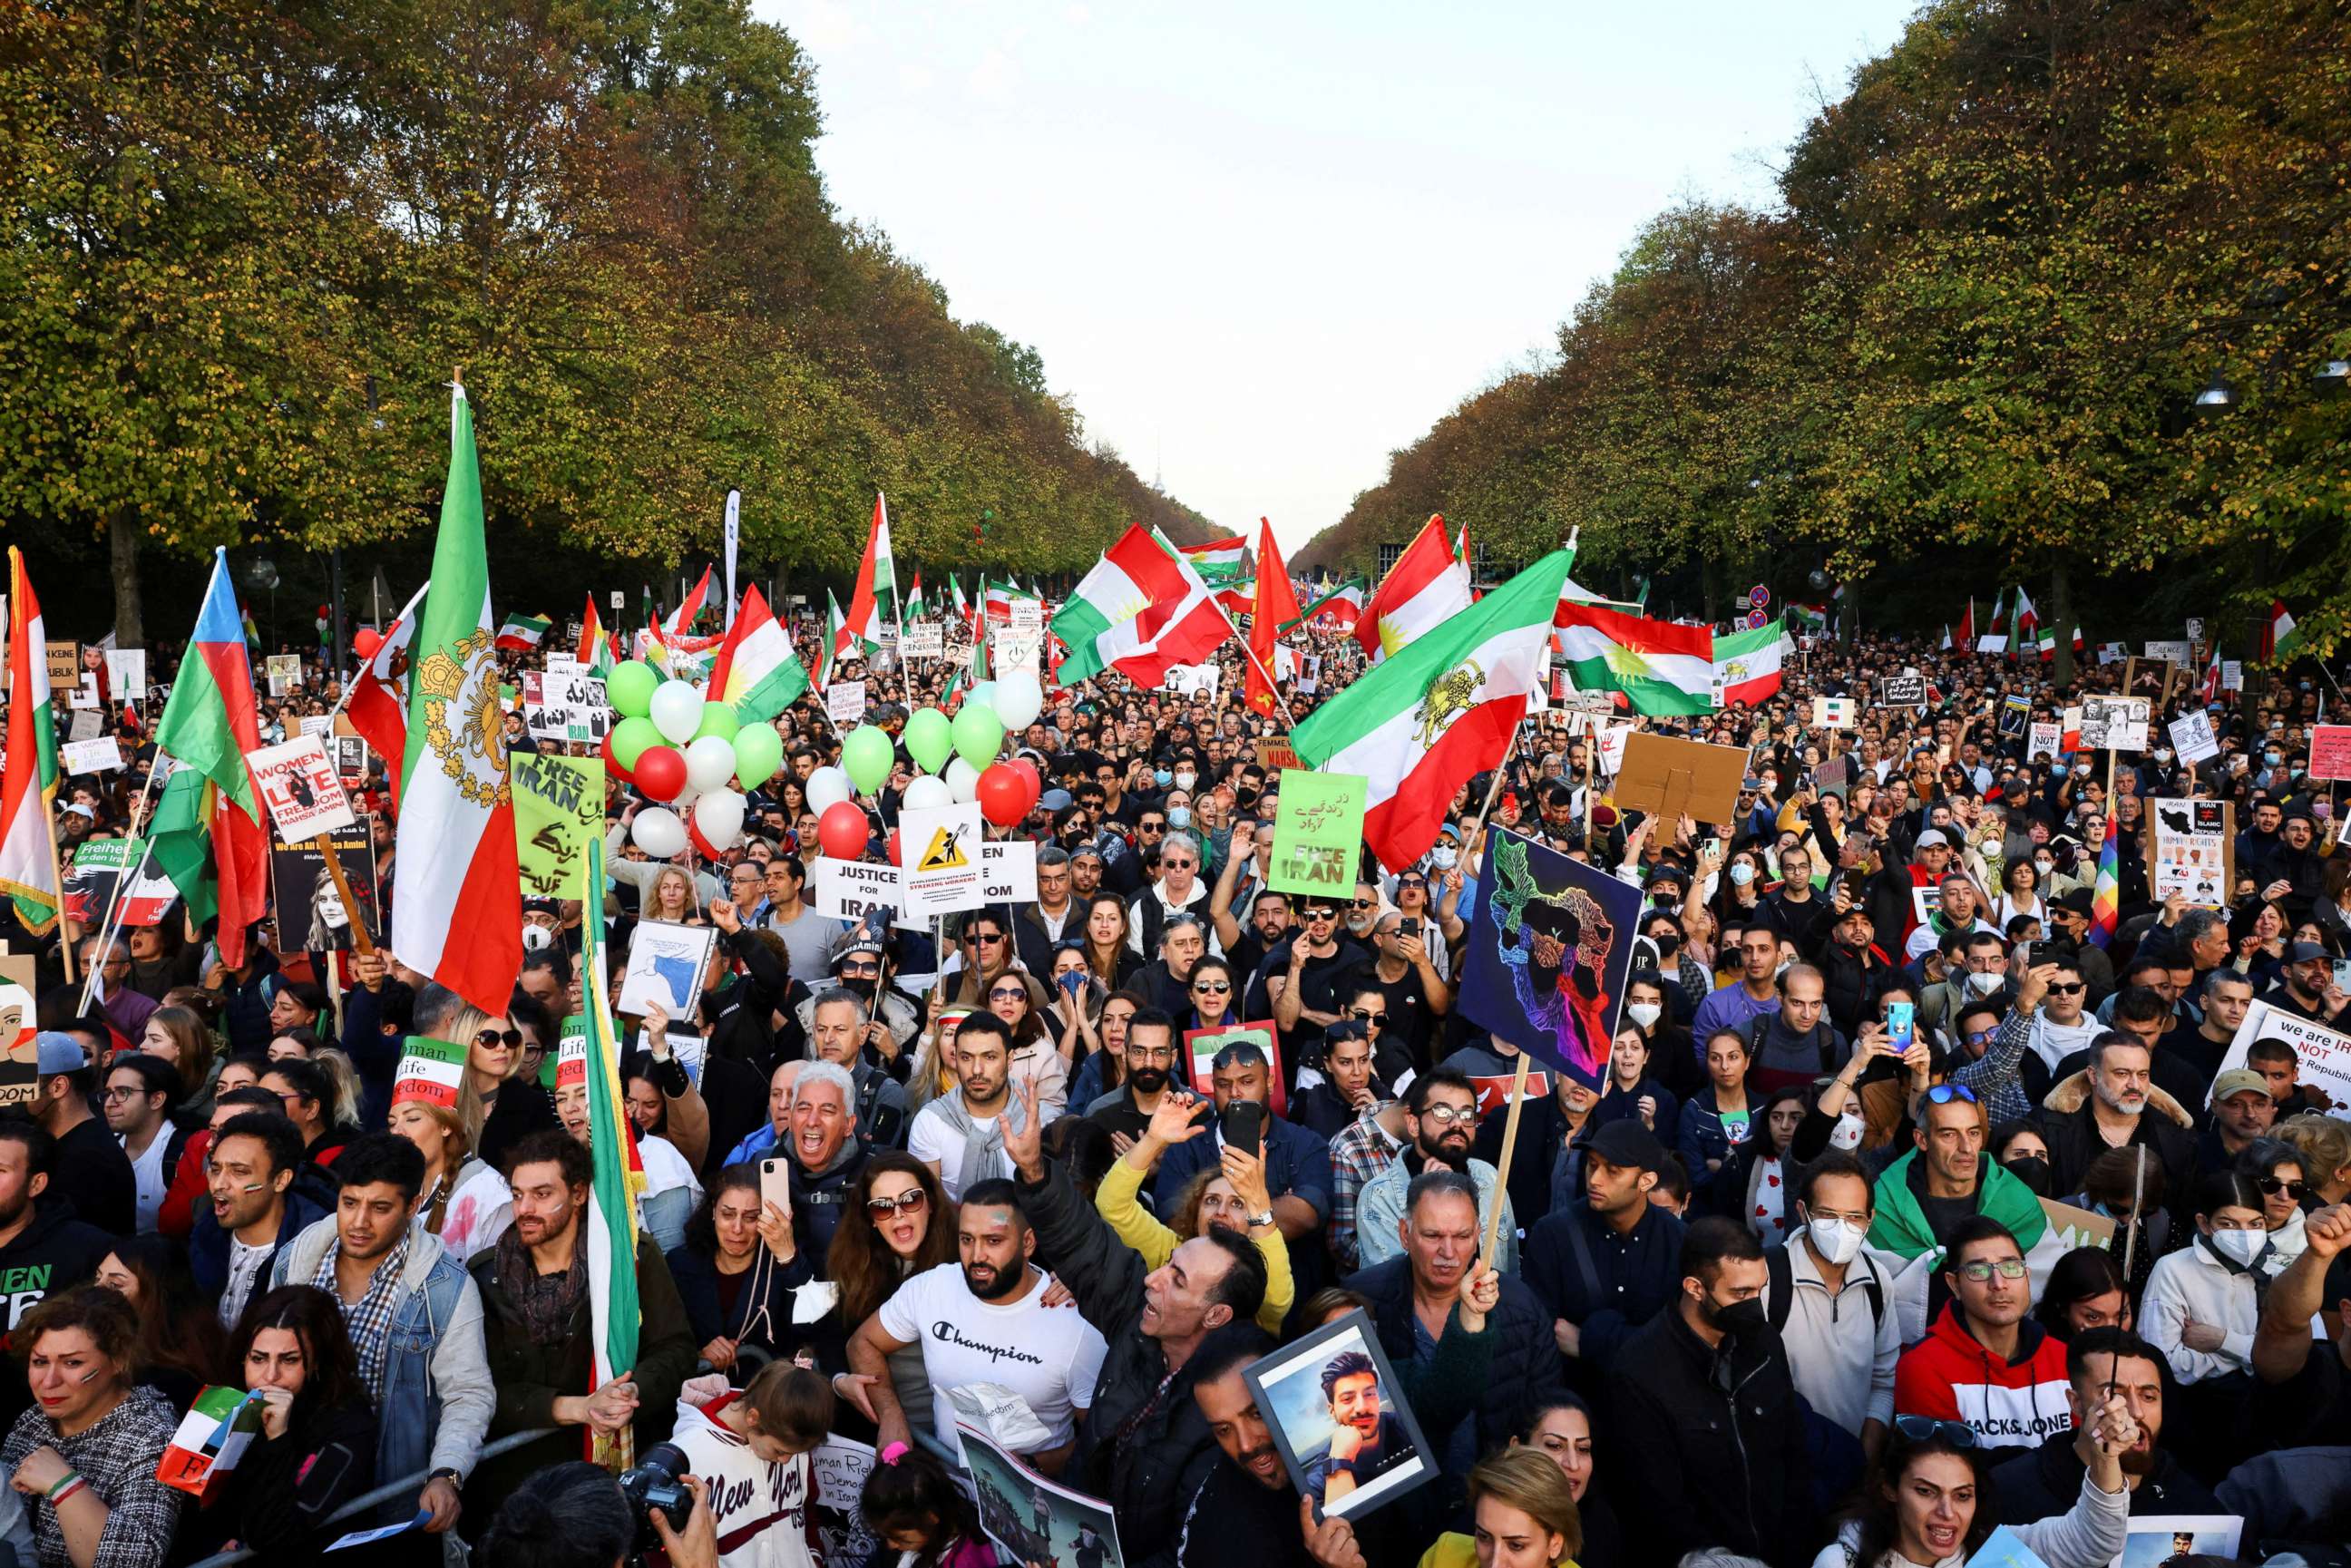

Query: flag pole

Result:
[42,802,75,989]
[75,758,166,1008]
[1481,1049,1529,1267]
[313,830,377,959]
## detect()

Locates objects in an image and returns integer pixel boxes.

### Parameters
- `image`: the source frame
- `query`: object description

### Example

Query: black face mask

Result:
[2003,1155,2050,1195]
[1234,787,1261,809]
[837,975,878,1001]
[1705,1296,1767,1340]
[1649,932,1681,959]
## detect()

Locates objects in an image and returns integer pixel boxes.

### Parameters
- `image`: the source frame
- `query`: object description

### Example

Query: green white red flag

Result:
[1711,619,1785,707]
[0,550,61,933]
[580,836,645,1467]
[1051,524,1231,687]
[842,493,898,657]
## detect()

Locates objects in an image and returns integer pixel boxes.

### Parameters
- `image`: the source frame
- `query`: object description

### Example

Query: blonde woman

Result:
[906,997,971,1118]
[387,1096,511,1262]
[427,994,557,1174]
[1417,1446,1584,1568]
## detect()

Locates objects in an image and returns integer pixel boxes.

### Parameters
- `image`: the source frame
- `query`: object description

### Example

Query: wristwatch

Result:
[1246,1208,1275,1230]
[427,1467,460,1485]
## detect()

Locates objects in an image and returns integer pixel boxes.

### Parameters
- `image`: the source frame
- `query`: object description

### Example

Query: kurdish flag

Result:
[707,586,809,723]
[843,493,899,655]
[1552,602,1714,716]
[2088,813,2121,950]
[495,611,551,652]
[1294,550,1575,872]
[0,550,61,932]
[1051,524,1231,687]
[1178,534,1249,583]
[577,595,615,677]
[393,385,522,1017]
[1358,514,1471,663]
[147,550,268,968]
[1711,618,1786,707]
[580,836,646,1466]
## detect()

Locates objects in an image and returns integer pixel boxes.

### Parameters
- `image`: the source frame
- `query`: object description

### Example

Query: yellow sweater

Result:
[1419,1537,1578,1568]
[1093,1158,1293,1335]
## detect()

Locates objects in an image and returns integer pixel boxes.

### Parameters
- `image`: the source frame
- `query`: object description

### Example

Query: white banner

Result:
[809,859,902,925]
[2167,710,2219,765]
[979,839,1037,904]
[1163,663,1222,697]
[245,735,356,839]
[2219,999,2351,1122]
[900,802,987,916]
[824,681,868,725]
[59,737,122,774]
[902,625,943,659]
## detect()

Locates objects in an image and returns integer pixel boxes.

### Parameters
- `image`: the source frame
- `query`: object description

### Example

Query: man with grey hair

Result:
[802,987,909,1147]
[1129,830,1220,958]
[779,1057,869,1256]
[1013,845,1081,977]
[79,930,156,1039]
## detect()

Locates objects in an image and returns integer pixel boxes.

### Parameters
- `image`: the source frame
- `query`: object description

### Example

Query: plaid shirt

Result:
[1326,1106,1404,1271]
[2,1387,180,1568]
[315,1231,413,1399]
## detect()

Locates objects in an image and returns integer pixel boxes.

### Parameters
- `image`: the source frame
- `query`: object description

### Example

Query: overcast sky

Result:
[760,2,1917,553]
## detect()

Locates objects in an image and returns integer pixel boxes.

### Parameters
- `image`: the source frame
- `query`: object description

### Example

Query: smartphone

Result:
[759,1158,793,1214]
[1886,1001,1916,1057]
[2332,960,2351,995]
[1400,917,1421,940]
[1219,1101,1265,1160]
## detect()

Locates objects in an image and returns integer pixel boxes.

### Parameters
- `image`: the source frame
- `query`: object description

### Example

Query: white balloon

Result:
[631,806,687,859]
[649,679,703,744]
[945,757,980,803]
[902,775,953,812]
[807,766,853,813]
[965,681,996,717]
[685,735,737,794]
[693,789,746,851]
[992,670,1044,731]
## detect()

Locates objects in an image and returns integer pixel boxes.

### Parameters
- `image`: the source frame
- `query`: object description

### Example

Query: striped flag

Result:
[1287,577,1365,633]
[2088,813,2121,950]
[577,596,615,677]
[1358,515,1471,663]
[2263,600,2299,660]
[708,587,809,723]
[815,589,846,688]
[950,576,970,620]
[580,836,645,1468]
[392,385,522,1017]
[1976,589,2011,655]
[843,493,898,654]
[1052,525,1231,687]
[904,574,927,622]
[494,611,551,652]
[1710,618,1785,707]
[1552,602,1715,716]
[1177,535,1249,583]
[345,580,430,808]
[0,550,61,932]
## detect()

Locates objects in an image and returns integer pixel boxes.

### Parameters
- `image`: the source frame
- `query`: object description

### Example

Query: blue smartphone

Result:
[1887,1001,1915,1056]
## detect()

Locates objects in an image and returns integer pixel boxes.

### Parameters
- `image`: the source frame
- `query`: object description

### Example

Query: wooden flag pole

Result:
[1480,1047,1531,1267]
[43,807,75,988]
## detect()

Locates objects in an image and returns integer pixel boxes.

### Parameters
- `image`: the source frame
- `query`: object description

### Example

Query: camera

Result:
[618,1443,694,1557]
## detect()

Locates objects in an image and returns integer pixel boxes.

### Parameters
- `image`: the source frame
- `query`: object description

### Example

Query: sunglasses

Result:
[966,931,1005,945]
[838,959,882,977]
[866,1191,929,1218]
[1419,1104,1475,1125]
[2048,981,2085,994]
[1351,898,1375,909]
[1892,1415,1978,1448]
[1192,979,1232,994]
[1925,1083,1979,1105]
[2255,1177,2308,1199]
[1163,859,1196,870]
[1303,908,1339,920]
[1349,1008,1388,1025]
[475,1028,524,1049]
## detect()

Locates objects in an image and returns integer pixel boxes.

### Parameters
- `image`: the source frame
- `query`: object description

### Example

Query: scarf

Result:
[927,1086,1029,1197]
[496,1222,587,1345]
[316,1232,412,1398]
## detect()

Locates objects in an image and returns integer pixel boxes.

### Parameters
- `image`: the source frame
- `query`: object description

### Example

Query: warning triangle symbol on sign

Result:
[917,823,970,872]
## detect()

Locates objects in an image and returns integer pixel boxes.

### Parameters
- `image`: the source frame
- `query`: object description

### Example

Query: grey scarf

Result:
[929,1086,1029,1196]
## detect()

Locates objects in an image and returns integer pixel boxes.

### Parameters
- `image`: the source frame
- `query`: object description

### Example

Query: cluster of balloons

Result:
[601,661,782,858]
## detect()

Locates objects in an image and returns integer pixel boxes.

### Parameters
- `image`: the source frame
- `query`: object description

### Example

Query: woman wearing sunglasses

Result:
[1813,1401,2138,1568]
[985,971,1069,1120]
[1178,957,1243,1034]
[2236,1137,2310,1279]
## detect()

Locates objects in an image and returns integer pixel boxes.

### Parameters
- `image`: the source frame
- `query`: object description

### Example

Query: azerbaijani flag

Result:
[1178,534,1249,583]
[345,580,430,808]
[2088,813,2121,950]
[392,385,522,1017]
[1711,618,1786,707]
[1552,602,1714,716]
[1293,550,1575,872]
[708,586,809,722]
[146,550,268,968]
[843,493,899,654]
[494,611,551,652]
[1357,514,1471,663]
[580,836,646,1468]
[1052,524,1232,687]
[0,550,62,932]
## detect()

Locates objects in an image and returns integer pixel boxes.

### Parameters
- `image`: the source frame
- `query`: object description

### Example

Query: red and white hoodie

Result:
[1891,1302,2074,1451]
[658,1390,826,1568]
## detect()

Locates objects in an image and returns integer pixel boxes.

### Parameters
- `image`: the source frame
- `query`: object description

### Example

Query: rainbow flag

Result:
[2088,813,2121,950]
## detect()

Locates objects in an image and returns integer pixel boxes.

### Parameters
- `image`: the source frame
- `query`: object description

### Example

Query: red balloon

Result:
[1007,755,1040,801]
[887,829,904,867]
[635,745,688,802]
[352,628,383,661]
[818,801,869,861]
[977,763,1028,828]
[600,730,635,786]
[688,820,722,860]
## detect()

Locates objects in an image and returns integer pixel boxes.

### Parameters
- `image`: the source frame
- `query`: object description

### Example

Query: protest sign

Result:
[268,822,382,951]
[2026,722,2062,762]
[1163,663,1221,697]
[67,674,99,710]
[2307,725,2351,781]
[512,753,605,901]
[2079,696,2149,752]
[979,839,1038,904]
[2122,657,2176,706]
[2220,660,2243,692]
[954,1421,1127,1568]
[616,920,719,1018]
[1459,828,1641,1090]
[44,641,79,687]
[810,860,902,925]
[997,600,1045,676]
[1614,734,1746,826]
[522,667,609,743]
[809,1439,881,1568]
[59,737,121,774]
[247,735,356,838]
[1594,721,1632,776]
[1997,695,2031,740]
[0,980,37,1109]
[264,653,303,687]
[901,624,943,658]
[1269,772,1368,899]
[1813,696,1856,729]
[1878,674,1926,707]
[104,648,146,701]
[333,736,369,779]
[1254,736,1302,773]
[60,839,178,930]
[2145,800,2230,909]
[298,715,333,739]
[824,680,868,725]
[2218,998,2351,1116]
[1239,1311,1436,1522]
[901,802,988,916]
[390,1037,469,1107]
[2167,710,2219,765]
[1184,1022,1285,1115]
[2143,639,2192,666]
[2096,642,2127,664]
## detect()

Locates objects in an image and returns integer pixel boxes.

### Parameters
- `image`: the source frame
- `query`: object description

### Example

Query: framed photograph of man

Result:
[1241,1308,1434,1520]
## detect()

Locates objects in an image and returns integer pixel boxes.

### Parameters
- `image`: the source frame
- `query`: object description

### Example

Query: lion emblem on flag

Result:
[1722,658,1750,685]
[1415,661,1486,748]
[415,628,510,809]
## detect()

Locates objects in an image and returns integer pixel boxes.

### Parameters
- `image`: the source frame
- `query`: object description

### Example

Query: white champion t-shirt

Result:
[878,1261,1107,1452]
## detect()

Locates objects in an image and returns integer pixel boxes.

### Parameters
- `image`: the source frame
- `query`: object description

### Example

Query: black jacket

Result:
[1342,1255,1564,1460]
[1603,1306,1816,1568]
[1989,1431,2221,1525]
[2032,1097,2196,1222]
[1522,1202,1685,1375]
[0,1205,116,1427]
[187,1397,378,1563]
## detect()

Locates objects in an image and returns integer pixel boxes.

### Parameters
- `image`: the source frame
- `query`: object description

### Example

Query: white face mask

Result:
[1730,862,1756,887]
[1966,969,2004,996]
[1806,1213,1867,1265]
[521,923,552,950]
[2034,859,2054,876]
[2208,1228,2267,1268]
[1174,772,1196,791]
[1829,1109,1866,1152]
[1626,1002,1662,1030]
[1429,845,1458,871]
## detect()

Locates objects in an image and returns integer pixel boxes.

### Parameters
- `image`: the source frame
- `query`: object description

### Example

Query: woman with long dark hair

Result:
[2031,1248,2132,1342]
[1509,1392,1624,1568]
[667,1164,806,1378]
[824,1154,957,1435]
[93,1236,225,1411]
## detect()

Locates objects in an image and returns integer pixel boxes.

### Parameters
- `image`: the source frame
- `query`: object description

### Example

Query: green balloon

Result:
[609,660,661,719]
[951,703,1005,770]
[611,715,662,771]
[733,724,784,791]
[842,725,895,795]
[695,702,740,743]
[903,707,953,774]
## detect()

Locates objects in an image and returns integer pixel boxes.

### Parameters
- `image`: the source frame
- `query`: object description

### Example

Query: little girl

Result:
[860,1442,1000,1568]
[665,1359,834,1568]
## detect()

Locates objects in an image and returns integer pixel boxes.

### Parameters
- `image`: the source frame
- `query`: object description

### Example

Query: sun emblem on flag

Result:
[1414,660,1486,748]
[1602,643,1655,681]
[416,628,510,809]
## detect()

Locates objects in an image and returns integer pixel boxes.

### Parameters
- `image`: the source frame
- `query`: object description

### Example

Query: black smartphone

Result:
[1400,917,1421,940]
[1219,1100,1264,1159]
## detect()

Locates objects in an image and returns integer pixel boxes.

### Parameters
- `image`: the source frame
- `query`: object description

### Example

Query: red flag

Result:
[1955,598,1975,648]
[1245,519,1303,716]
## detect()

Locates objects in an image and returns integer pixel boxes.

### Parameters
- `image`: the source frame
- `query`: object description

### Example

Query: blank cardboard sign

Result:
[1613,733,1750,828]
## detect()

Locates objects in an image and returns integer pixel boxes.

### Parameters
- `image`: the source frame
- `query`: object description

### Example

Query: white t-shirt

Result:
[219,1236,275,1328]
[122,1130,171,1234]
[908,1102,1010,1203]
[877,1262,1107,1453]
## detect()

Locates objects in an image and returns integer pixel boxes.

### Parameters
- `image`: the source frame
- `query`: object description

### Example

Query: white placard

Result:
[809,859,902,924]
[2167,710,2219,765]
[2027,722,2062,761]
[544,653,583,679]
[614,920,720,1019]
[824,681,868,725]
[104,649,146,701]
[1163,663,1222,698]
[979,839,1037,904]
[68,674,99,711]
[59,737,122,774]
[1812,696,1855,729]
[2184,618,2205,641]
[2096,642,2127,665]
[899,802,987,916]
[2149,799,2229,908]
[2217,999,2350,1109]
[901,625,943,659]
[298,715,334,739]
[2079,696,2150,752]
[2220,660,2243,692]
[1595,722,1633,776]
[244,735,356,838]
[2144,639,2192,665]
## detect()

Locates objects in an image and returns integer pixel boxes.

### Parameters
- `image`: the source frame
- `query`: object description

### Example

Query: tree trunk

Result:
[2050,562,2075,687]
[1700,556,1721,625]
[108,510,143,646]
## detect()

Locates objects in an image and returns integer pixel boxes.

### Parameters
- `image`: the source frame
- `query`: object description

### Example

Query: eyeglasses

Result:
[1349,1008,1388,1025]
[1126,1045,1175,1062]
[1192,979,1232,994]
[1419,1104,1475,1126]
[1925,1083,1978,1106]
[866,1191,929,1218]
[474,1028,523,1049]
[1891,1415,1979,1448]
[100,1086,150,1103]
[1964,1028,1997,1046]
[2255,1177,2308,1199]
[1351,898,1375,909]
[1399,876,1428,888]
[1955,1257,2028,1283]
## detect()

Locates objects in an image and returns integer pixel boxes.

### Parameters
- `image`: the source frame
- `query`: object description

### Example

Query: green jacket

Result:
[1868,1147,2048,1261]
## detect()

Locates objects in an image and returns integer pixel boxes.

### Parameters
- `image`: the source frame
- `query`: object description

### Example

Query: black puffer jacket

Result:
[1342,1254,1564,1458]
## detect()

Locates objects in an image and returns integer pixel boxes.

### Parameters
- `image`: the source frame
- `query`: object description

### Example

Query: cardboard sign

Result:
[59,737,122,774]
[2167,710,2219,765]
[824,680,868,725]
[900,802,988,917]
[2307,725,2351,781]
[2026,722,2062,762]
[1270,772,1368,895]
[615,920,719,1018]
[44,641,80,687]
[1254,737,1302,773]
[809,859,901,924]
[1613,733,1749,828]
[1813,696,1856,729]
[978,839,1038,905]
[390,1036,469,1107]
[901,624,943,658]
[2218,999,2351,1119]
[246,735,356,837]
[512,753,605,901]
[0,979,38,1109]
[269,822,382,950]
[2036,1197,2117,1251]
[1184,1022,1286,1116]
[2145,800,2230,909]
[2079,696,2150,752]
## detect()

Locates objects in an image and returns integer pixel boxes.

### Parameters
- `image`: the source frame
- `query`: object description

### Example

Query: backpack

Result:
[1765,1240,1886,1334]
[1741,1010,1842,1076]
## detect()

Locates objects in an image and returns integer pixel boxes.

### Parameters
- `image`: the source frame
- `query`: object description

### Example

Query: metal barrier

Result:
[182,1427,559,1568]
